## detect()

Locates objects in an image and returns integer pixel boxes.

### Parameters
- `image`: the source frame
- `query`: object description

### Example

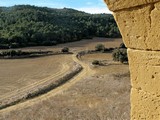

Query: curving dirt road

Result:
[0,53,95,113]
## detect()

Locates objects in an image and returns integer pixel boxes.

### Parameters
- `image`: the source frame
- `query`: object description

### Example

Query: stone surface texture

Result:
[114,2,160,50]
[104,0,159,11]
[104,0,160,119]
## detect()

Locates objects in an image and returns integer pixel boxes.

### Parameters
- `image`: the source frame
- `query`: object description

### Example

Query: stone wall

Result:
[104,0,160,119]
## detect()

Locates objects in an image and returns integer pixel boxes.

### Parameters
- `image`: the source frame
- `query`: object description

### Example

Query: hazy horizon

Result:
[0,0,112,14]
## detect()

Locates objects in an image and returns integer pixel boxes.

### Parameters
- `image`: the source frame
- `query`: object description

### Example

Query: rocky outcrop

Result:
[104,0,160,119]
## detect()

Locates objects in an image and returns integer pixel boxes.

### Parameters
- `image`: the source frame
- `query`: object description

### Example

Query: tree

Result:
[61,47,69,53]
[119,43,127,49]
[112,48,128,63]
[92,60,100,65]
[95,44,105,52]
[0,5,121,48]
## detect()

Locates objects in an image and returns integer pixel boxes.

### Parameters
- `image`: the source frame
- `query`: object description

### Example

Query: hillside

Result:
[0,5,121,48]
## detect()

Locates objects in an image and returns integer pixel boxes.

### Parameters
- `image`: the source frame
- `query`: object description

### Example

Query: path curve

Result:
[0,53,95,113]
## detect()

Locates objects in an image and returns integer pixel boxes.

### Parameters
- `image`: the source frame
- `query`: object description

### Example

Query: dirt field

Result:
[0,37,131,120]
[81,53,129,75]
[0,55,74,97]
[18,37,122,52]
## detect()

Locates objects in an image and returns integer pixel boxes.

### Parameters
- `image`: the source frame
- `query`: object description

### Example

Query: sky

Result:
[0,0,112,14]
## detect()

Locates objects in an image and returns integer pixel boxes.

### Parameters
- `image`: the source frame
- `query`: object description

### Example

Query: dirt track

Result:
[0,52,130,120]
[0,38,130,120]
[0,52,94,112]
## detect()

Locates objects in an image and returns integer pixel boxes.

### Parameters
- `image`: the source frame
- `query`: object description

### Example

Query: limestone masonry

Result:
[104,0,160,119]
[104,0,159,11]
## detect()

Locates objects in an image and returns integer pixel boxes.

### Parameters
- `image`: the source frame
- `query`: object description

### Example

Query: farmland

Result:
[0,55,74,96]
[0,38,130,120]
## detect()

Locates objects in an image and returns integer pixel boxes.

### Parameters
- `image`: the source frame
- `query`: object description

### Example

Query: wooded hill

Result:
[0,5,121,48]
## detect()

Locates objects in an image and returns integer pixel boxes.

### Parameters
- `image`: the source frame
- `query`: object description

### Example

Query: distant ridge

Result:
[0,5,121,48]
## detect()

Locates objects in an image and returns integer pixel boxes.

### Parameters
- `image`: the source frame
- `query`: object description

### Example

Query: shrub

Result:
[1,51,9,56]
[119,43,127,49]
[10,50,17,56]
[0,50,52,57]
[61,47,69,53]
[17,50,22,56]
[95,44,105,52]
[92,60,100,65]
[112,48,128,63]
[10,43,20,48]
[42,40,56,46]
[0,44,9,49]
[104,47,114,52]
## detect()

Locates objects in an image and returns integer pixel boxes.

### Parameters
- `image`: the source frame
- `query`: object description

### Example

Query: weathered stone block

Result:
[114,5,151,50]
[114,1,160,50]
[104,0,159,11]
[128,49,160,96]
[131,89,160,120]
[146,2,160,50]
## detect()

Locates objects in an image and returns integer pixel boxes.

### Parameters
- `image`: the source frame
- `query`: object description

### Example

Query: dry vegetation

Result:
[82,53,129,75]
[0,55,74,96]
[17,37,122,52]
[0,38,131,120]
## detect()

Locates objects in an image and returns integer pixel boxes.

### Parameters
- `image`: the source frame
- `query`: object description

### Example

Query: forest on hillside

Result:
[0,5,121,48]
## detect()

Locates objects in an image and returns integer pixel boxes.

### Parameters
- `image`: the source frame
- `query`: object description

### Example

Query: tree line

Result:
[0,5,121,48]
